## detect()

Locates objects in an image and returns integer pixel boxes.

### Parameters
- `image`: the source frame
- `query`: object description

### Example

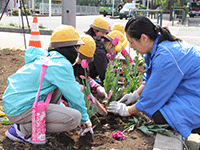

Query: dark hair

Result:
[95,35,110,43]
[85,27,99,38]
[125,16,181,44]
[48,46,78,64]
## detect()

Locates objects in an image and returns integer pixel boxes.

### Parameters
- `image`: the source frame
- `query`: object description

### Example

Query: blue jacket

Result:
[3,47,89,122]
[135,36,200,138]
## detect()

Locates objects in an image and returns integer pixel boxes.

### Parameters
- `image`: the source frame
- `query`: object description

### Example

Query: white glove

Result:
[107,101,131,117]
[79,119,94,136]
[118,91,139,105]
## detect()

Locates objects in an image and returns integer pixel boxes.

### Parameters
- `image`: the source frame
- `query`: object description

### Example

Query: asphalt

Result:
[0,17,200,149]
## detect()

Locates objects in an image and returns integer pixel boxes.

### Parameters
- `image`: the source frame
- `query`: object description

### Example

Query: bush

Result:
[9,7,34,16]
[140,5,147,9]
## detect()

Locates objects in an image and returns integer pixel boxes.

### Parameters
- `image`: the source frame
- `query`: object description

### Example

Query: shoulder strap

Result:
[33,55,51,108]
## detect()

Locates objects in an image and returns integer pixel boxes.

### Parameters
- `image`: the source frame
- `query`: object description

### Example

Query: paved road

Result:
[188,16,200,27]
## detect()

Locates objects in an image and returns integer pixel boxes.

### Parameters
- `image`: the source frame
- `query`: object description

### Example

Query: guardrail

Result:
[38,4,99,15]
[171,6,186,26]
[128,9,163,26]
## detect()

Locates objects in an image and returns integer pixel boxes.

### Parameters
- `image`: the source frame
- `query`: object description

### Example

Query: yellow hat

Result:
[49,25,84,49]
[112,23,125,35]
[79,35,96,62]
[105,30,125,43]
[90,17,109,33]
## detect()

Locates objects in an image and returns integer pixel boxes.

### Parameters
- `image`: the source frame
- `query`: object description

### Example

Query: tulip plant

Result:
[103,36,126,105]
[103,57,125,105]
[80,59,98,118]
[123,52,144,93]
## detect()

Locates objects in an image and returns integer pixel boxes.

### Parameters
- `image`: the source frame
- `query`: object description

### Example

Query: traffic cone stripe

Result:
[30,31,40,35]
[29,17,42,48]
[29,35,41,41]
[29,41,42,48]
[33,17,38,23]
[31,24,39,32]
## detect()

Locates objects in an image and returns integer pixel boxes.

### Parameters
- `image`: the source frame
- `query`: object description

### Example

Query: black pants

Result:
[152,110,200,135]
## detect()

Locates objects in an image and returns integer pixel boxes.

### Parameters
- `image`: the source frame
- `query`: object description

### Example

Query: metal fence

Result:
[39,4,99,15]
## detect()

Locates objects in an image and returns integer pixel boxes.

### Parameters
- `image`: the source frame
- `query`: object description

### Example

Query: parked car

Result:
[99,5,119,17]
[119,3,140,19]
[188,2,200,17]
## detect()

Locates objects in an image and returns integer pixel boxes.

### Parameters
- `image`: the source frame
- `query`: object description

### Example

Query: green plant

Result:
[81,60,98,118]
[103,57,125,105]
[123,52,144,93]
[39,24,48,29]
[9,22,16,27]
[140,4,147,9]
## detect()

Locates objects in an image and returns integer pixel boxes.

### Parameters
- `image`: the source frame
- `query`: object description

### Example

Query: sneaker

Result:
[5,124,32,143]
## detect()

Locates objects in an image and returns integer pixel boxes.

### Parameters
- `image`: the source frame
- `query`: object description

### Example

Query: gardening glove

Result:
[88,76,100,89]
[96,86,108,99]
[88,77,107,98]
[79,119,94,136]
[107,101,131,117]
[118,91,139,105]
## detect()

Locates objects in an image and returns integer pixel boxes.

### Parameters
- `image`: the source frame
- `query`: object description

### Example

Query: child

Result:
[3,25,93,144]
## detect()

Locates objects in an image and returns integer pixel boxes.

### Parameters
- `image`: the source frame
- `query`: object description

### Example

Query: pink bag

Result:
[32,55,52,144]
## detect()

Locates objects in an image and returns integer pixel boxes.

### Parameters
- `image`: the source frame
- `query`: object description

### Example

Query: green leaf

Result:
[148,128,171,136]
[138,125,154,137]
[147,124,170,129]
[1,117,12,125]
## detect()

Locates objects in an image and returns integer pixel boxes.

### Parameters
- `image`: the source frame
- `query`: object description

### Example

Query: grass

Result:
[0,23,48,29]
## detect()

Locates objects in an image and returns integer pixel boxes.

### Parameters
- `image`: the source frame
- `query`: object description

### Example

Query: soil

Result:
[0,49,155,150]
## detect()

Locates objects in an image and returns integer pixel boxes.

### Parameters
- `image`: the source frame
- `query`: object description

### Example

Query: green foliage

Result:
[9,22,16,27]
[81,68,98,118]
[1,117,12,125]
[123,52,144,93]
[9,7,33,16]
[39,23,48,29]
[123,117,138,133]
[103,57,125,105]
[123,117,172,136]
[140,5,147,9]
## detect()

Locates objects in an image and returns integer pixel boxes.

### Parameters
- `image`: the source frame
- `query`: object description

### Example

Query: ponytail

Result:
[154,25,181,44]
[125,16,181,44]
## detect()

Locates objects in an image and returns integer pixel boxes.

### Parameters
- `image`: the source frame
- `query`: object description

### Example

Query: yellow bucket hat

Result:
[49,25,84,49]
[79,35,96,62]
[104,30,125,43]
[90,17,109,33]
[103,30,127,52]
[112,23,125,35]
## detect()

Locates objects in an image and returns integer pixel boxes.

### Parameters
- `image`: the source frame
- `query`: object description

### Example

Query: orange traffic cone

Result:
[28,17,42,48]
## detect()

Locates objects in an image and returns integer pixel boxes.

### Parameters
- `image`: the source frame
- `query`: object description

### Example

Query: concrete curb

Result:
[153,132,183,150]
[153,132,200,150]
[0,26,53,35]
